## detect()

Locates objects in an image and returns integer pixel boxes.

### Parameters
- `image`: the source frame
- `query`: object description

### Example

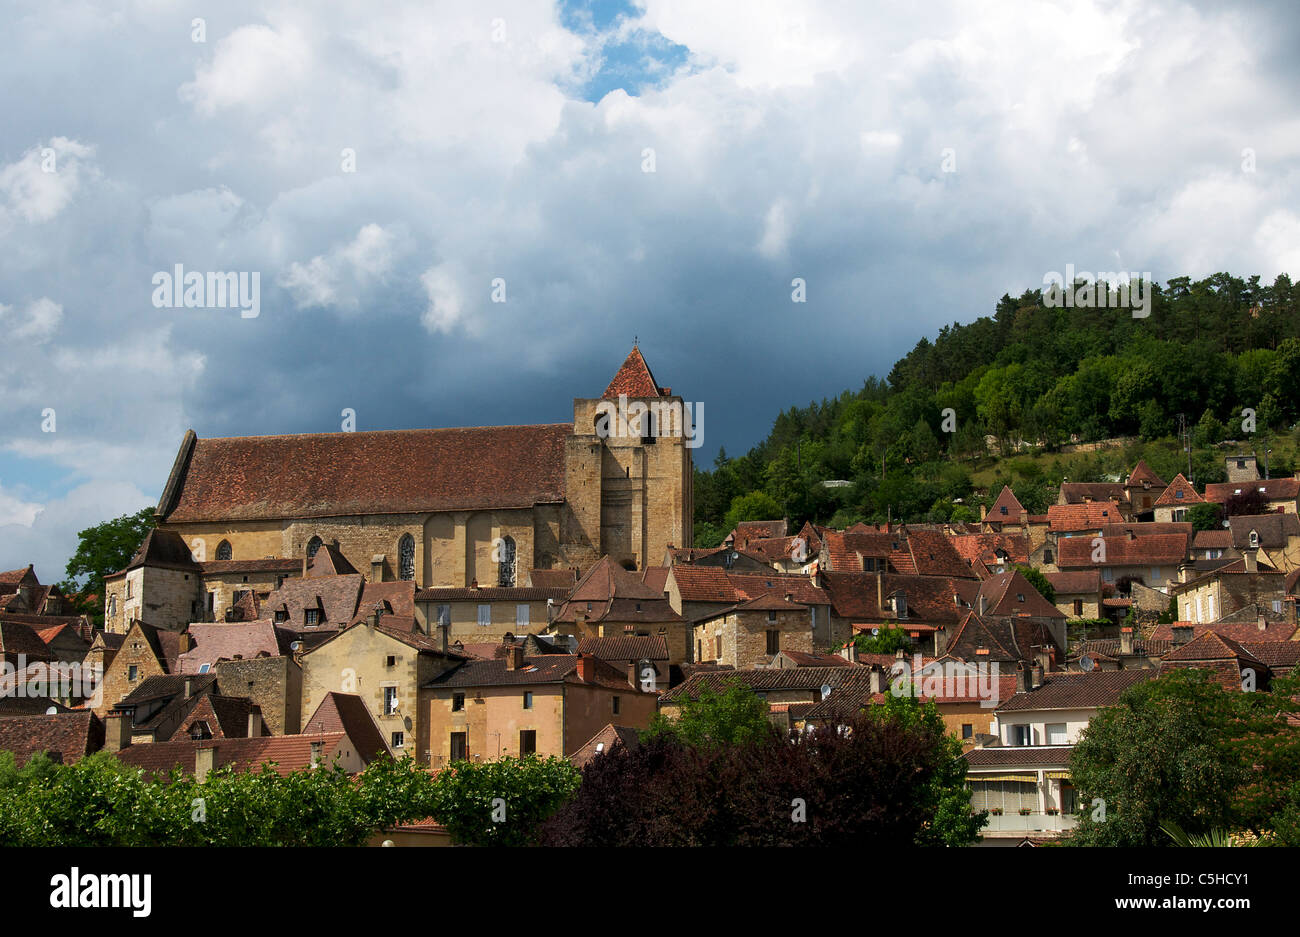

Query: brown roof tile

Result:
[161,424,571,523]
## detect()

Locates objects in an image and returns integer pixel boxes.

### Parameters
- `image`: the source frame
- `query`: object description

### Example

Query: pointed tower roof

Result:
[988,486,1025,519]
[1155,473,1203,506]
[603,346,666,399]
[1126,460,1166,489]
[308,543,359,578]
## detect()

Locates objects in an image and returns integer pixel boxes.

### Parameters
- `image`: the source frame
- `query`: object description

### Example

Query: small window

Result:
[274,610,288,623]
[452,693,465,712]
[477,604,491,627]
[1044,550,1053,564]
[305,609,320,626]
[383,686,399,715]
[450,732,468,762]
[516,604,529,627]
[767,609,777,623]
[1073,599,1083,616]
[128,665,138,681]
[125,580,133,599]
[612,695,621,715]
[391,731,405,749]
[1016,593,1025,602]
[962,724,973,740]
[1000,506,1008,515]
[766,630,780,655]
[519,730,537,756]
[107,595,117,616]
[398,534,416,581]
[385,655,396,668]
[216,539,232,561]
[307,536,323,559]
[523,691,533,710]
[198,663,211,674]
[715,636,722,658]
[190,721,212,740]
[436,604,451,627]
[1010,724,1031,746]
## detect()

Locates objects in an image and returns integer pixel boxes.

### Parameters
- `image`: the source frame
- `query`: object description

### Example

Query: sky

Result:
[2,0,1299,581]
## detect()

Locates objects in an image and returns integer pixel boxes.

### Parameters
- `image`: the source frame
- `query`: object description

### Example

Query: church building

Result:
[151,346,694,591]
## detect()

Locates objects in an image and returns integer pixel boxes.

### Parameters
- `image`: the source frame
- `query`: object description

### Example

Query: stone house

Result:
[692,594,813,670]
[422,648,656,765]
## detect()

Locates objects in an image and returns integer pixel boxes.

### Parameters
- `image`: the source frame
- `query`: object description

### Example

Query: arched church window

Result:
[498,536,517,587]
[216,540,232,561]
[398,534,416,581]
[306,536,322,559]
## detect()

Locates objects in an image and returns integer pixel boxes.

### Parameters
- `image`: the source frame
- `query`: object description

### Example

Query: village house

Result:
[422,648,656,764]
[415,584,570,646]
[1152,473,1203,523]
[1171,551,1288,623]
[966,668,1155,843]
[663,565,832,656]
[1205,477,1300,515]
[693,593,814,670]
[299,610,464,760]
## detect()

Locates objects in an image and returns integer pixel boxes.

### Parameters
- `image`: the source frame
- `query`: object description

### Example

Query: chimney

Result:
[1015,661,1029,693]
[247,709,262,737]
[869,666,883,694]
[1030,661,1044,689]
[438,620,449,653]
[195,745,216,783]
[104,711,132,753]
[470,579,479,590]
[1120,626,1134,656]
[841,641,858,663]
[1035,648,1052,673]
[302,554,309,578]
[371,555,385,582]
[1243,548,1258,573]
[977,591,989,616]
[576,652,595,682]
[627,661,641,686]
[505,644,524,670]
[876,571,885,616]
[1257,613,1267,632]
[980,503,987,522]
[184,677,193,698]
[1172,624,1194,646]
[178,632,193,653]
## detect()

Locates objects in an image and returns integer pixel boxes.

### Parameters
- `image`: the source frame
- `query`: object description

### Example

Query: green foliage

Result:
[0,751,577,846]
[643,679,777,749]
[1066,669,1300,846]
[691,272,1300,535]
[1184,501,1223,531]
[426,754,580,846]
[61,507,156,625]
[854,627,912,655]
[722,491,783,532]
[865,694,987,846]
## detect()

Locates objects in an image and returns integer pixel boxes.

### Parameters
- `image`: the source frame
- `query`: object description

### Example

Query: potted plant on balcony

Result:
[1018,808,1032,816]
[990,807,1004,816]
[1045,807,1060,816]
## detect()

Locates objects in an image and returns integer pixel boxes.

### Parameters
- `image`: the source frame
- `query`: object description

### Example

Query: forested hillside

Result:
[694,273,1300,547]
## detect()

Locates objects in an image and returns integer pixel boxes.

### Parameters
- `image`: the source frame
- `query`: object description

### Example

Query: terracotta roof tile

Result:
[602,346,665,399]
[161,424,571,523]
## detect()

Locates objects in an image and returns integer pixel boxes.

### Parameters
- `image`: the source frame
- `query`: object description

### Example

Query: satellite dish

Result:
[1080,655,1095,672]
[820,684,832,701]
[290,641,302,652]
[45,706,58,715]
[871,628,880,636]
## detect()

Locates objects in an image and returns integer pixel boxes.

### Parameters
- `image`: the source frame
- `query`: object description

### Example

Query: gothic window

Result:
[306,536,322,559]
[498,536,517,587]
[216,540,232,561]
[398,534,416,581]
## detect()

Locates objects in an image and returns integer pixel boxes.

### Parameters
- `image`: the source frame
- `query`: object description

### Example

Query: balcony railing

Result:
[982,811,1078,834]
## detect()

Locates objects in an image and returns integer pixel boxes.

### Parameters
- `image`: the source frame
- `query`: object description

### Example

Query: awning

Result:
[969,773,1038,783]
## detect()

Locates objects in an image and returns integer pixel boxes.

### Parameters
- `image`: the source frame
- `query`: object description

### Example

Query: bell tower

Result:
[562,345,694,572]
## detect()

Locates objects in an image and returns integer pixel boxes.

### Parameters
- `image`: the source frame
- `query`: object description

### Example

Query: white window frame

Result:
[477,604,491,627]
[516,604,530,627]
[383,686,399,715]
